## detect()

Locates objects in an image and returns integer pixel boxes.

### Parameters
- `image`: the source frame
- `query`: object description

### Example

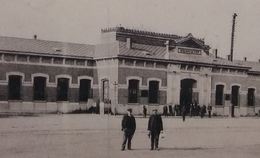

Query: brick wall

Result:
[0,63,99,102]
[118,67,167,86]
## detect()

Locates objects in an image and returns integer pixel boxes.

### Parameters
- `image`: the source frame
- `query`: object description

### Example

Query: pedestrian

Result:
[169,105,174,116]
[201,105,206,118]
[148,109,163,150]
[190,103,194,117]
[121,108,136,151]
[182,105,186,122]
[143,105,147,118]
[163,105,168,117]
[207,104,212,118]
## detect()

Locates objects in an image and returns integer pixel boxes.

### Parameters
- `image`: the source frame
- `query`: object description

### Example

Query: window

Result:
[8,75,22,100]
[231,86,240,106]
[128,79,139,103]
[79,79,91,102]
[57,78,69,101]
[247,88,255,106]
[149,81,159,104]
[187,65,193,71]
[33,77,46,100]
[180,65,186,70]
[215,85,224,105]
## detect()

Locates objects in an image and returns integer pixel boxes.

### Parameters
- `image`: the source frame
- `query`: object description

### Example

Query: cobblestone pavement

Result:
[0,114,260,158]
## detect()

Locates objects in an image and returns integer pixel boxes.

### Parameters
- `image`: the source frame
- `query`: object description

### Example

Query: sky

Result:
[0,0,260,61]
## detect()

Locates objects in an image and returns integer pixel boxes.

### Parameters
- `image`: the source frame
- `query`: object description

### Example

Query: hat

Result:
[127,108,132,112]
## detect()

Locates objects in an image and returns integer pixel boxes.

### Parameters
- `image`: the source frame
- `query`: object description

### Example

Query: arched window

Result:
[57,78,69,101]
[8,75,22,100]
[79,79,91,102]
[128,79,139,103]
[215,85,224,105]
[33,77,46,100]
[247,88,255,106]
[149,81,159,104]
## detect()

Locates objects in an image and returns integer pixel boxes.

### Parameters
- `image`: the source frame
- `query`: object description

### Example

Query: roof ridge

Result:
[0,35,94,47]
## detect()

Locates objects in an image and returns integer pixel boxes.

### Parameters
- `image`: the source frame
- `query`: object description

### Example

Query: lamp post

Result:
[113,81,118,115]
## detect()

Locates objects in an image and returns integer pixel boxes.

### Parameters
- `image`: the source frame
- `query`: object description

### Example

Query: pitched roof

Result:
[0,36,94,58]
[119,41,250,69]
[234,60,260,72]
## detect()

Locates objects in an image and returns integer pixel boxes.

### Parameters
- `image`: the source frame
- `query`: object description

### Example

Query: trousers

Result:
[150,132,160,149]
[122,130,134,150]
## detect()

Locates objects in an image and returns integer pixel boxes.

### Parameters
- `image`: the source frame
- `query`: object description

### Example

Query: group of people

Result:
[181,103,212,121]
[121,103,213,151]
[160,103,212,120]
[121,108,163,151]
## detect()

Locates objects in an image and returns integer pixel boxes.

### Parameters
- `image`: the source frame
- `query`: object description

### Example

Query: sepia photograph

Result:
[0,0,260,158]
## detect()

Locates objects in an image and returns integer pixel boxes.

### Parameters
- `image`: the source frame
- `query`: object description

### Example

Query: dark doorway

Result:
[180,79,197,105]
[231,85,240,117]
[8,75,22,100]
[57,78,69,101]
[148,81,159,104]
[128,79,139,103]
[33,77,46,100]
[79,79,91,102]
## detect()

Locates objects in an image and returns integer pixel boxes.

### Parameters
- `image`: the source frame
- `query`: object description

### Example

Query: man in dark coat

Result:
[143,105,147,118]
[121,108,136,151]
[148,109,163,150]
[207,104,212,118]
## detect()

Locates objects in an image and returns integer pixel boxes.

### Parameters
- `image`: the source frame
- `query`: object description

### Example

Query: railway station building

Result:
[0,27,260,116]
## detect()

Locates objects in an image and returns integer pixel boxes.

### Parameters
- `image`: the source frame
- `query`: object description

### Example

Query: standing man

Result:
[148,109,163,150]
[182,104,186,122]
[207,104,212,118]
[163,105,168,117]
[121,108,136,151]
[143,105,147,118]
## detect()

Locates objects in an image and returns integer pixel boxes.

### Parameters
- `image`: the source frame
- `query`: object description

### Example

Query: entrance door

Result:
[180,79,197,105]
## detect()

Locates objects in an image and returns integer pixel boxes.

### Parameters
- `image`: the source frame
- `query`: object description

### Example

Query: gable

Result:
[177,38,204,49]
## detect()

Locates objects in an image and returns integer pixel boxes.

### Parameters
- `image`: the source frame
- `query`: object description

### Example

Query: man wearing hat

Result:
[148,109,163,150]
[121,108,136,151]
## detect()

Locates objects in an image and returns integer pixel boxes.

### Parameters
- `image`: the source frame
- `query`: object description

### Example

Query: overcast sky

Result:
[1,0,260,61]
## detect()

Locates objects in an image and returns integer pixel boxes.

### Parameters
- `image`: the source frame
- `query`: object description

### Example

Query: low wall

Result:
[0,100,96,113]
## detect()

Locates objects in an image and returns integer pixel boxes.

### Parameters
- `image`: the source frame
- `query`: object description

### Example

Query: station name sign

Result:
[178,47,202,55]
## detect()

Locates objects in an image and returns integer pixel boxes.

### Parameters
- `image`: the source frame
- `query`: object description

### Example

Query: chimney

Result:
[164,40,169,59]
[34,35,37,40]
[214,49,218,58]
[126,38,131,49]
[244,57,247,61]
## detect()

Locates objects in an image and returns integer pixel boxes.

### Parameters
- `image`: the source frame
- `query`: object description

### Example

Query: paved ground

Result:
[0,114,260,158]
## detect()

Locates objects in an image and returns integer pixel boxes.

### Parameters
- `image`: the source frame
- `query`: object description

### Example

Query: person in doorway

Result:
[121,108,136,151]
[143,105,147,118]
[148,109,163,150]
[207,104,212,118]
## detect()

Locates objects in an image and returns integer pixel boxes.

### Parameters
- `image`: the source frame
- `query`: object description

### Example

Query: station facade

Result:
[0,27,260,116]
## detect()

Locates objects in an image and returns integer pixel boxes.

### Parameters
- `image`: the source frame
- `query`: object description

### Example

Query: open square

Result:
[0,114,260,158]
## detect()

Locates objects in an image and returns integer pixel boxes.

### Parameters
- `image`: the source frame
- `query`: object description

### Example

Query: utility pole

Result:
[230,13,237,62]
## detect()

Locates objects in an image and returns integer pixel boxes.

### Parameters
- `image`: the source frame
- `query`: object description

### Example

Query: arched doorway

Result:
[180,79,197,105]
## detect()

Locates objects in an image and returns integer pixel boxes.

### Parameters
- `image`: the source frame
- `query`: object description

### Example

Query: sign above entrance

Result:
[178,47,202,55]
